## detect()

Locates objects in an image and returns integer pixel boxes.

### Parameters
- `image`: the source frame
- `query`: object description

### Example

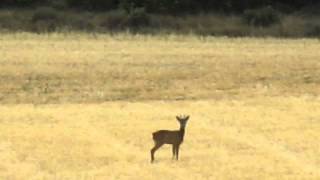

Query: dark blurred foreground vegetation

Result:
[0,0,320,37]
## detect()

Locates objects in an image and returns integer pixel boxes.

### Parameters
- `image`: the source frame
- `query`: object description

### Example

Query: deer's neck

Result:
[179,127,185,142]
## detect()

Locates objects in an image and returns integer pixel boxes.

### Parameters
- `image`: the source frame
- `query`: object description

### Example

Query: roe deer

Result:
[150,115,190,163]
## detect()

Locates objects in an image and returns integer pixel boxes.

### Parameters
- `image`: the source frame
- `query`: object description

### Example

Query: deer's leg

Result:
[175,145,180,160]
[172,145,176,160]
[151,143,163,163]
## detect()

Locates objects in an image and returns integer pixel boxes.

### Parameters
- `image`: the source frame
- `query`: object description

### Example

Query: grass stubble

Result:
[0,33,320,179]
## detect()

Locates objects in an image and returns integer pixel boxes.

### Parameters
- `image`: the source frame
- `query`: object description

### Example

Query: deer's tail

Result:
[152,132,159,143]
[152,132,156,141]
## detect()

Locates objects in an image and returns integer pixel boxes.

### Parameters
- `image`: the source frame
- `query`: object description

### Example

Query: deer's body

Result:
[152,129,185,144]
[150,115,189,163]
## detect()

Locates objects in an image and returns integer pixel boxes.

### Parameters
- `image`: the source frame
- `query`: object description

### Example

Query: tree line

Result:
[0,0,318,14]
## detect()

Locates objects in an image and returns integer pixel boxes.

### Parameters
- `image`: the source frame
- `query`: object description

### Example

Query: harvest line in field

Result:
[0,34,320,103]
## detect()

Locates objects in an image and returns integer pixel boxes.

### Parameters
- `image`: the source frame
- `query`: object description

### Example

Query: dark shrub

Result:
[50,0,68,9]
[31,7,63,32]
[32,7,61,22]
[0,11,23,31]
[118,0,135,14]
[99,10,127,30]
[68,14,95,31]
[126,7,150,29]
[243,6,280,27]
[118,0,147,13]
[66,0,117,10]
[305,24,320,37]
[0,0,43,7]
[100,8,150,31]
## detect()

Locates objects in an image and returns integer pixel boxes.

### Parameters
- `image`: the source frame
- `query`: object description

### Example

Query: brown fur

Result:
[150,115,189,163]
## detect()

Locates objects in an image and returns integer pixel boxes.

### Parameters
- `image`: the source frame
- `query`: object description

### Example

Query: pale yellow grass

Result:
[1,97,320,179]
[1,33,320,179]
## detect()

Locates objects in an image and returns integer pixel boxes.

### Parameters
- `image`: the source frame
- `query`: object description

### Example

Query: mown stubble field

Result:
[0,33,320,179]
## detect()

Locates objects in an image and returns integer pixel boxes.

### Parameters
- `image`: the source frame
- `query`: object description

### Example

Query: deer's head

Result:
[176,115,189,129]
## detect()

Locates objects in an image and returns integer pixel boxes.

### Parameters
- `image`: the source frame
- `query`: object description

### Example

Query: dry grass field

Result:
[0,33,320,179]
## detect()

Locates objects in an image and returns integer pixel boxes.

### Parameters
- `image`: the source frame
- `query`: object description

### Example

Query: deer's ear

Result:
[176,116,180,120]
[185,116,190,120]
